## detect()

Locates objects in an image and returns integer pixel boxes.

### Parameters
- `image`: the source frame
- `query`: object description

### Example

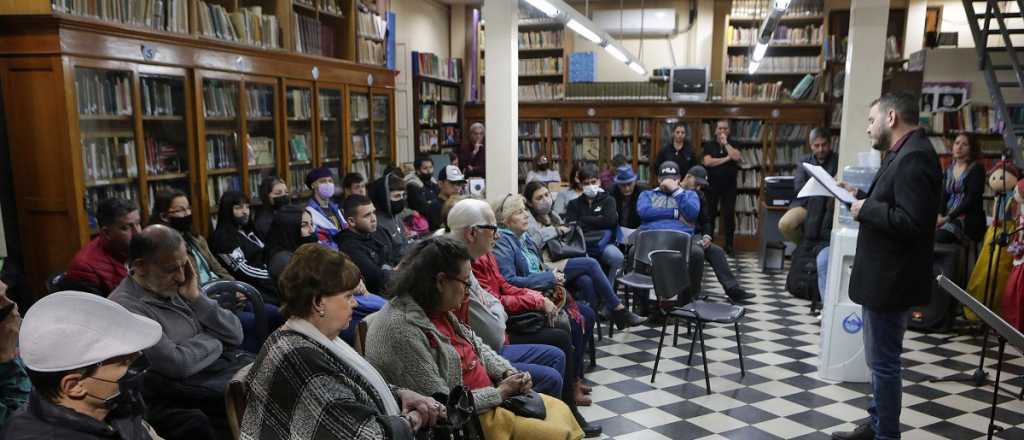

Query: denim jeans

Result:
[863,307,911,440]
[816,247,830,303]
[338,293,387,345]
[238,303,286,353]
[564,256,621,312]
[501,344,565,397]
[598,244,624,282]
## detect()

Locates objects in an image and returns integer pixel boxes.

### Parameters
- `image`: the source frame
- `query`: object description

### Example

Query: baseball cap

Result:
[438,165,467,183]
[19,291,162,372]
[658,161,681,179]
[686,165,710,186]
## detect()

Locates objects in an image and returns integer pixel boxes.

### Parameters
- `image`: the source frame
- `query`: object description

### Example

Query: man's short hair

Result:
[129,225,184,264]
[872,92,920,126]
[343,194,374,219]
[578,163,600,181]
[809,127,831,142]
[341,172,365,190]
[96,198,138,228]
[413,155,433,169]
[26,365,98,403]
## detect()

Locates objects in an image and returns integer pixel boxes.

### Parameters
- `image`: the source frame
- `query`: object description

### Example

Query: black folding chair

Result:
[613,229,691,337]
[649,249,746,393]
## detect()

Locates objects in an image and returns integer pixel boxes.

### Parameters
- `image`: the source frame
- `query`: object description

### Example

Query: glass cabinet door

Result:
[570,121,603,167]
[245,81,277,197]
[201,78,243,222]
[549,119,564,178]
[75,67,140,231]
[637,119,653,182]
[349,90,371,179]
[518,120,544,183]
[610,118,634,166]
[140,73,190,217]
[286,85,314,200]
[371,93,392,179]
[319,87,344,182]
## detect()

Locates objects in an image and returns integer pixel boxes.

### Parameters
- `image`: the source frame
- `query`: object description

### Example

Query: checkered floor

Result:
[580,253,1024,439]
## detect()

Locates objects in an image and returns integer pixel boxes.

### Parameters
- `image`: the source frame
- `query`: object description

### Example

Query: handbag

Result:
[418,386,484,440]
[501,390,547,420]
[505,312,546,334]
[546,225,586,261]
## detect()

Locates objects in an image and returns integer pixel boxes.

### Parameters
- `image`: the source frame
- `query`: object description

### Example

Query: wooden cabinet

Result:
[0,15,396,298]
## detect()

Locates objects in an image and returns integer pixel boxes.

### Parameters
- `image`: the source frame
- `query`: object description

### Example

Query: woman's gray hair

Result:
[470,122,485,131]
[492,194,527,225]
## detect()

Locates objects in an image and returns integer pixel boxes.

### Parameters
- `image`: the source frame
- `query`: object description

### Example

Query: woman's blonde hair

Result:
[492,194,528,225]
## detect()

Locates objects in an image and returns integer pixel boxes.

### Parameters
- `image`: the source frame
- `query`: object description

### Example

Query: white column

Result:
[482,0,518,202]
[905,0,927,56]
[836,0,890,178]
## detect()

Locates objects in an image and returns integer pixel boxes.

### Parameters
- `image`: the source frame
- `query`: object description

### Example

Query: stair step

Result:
[990,64,1015,70]
[975,12,1024,20]
[998,81,1024,87]
[983,29,1024,35]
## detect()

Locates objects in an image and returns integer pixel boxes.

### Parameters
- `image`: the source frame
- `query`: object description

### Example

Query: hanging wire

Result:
[639,0,645,63]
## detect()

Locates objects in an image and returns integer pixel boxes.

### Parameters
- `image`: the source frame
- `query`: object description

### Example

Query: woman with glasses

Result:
[366,236,583,439]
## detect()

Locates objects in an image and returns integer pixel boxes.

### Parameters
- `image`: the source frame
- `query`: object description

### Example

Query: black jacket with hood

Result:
[369,169,411,256]
[210,191,278,303]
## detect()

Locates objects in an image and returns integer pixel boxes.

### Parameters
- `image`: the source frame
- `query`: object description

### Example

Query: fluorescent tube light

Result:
[628,62,646,75]
[568,19,602,44]
[524,0,560,18]
[774,0,792,10]
[748,61,760,75]
[604,44,628,63]
[752,43,768,61]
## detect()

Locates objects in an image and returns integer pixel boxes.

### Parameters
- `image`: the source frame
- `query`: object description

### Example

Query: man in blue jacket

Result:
[637,161,705,296]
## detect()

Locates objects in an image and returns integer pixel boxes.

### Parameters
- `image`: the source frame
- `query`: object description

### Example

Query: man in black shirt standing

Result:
[654,124,698,177]
[702,119,742,255]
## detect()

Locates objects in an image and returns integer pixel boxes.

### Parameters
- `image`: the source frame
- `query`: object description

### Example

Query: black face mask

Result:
[87,356,150,414]
[419,172,433,182]
[234,215,249,228]
[167,215,192,233]
[271,195,289,208]
[299,234,318,245]
[390,200,406,214]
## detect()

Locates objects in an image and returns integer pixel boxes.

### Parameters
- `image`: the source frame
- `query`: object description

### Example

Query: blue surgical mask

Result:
[583,185,603,199]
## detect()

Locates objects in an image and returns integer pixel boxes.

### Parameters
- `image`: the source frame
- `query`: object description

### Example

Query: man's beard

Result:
[871,127,891,151]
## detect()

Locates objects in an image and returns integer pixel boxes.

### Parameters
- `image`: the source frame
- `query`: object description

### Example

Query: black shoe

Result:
[572,407,603,438]
[831,423,875,440]
[612,308,648,329]
[724,246,735,257]
[726,287,755,303]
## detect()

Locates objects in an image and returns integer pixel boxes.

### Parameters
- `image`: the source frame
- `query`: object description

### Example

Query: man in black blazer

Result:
[832,93,943,440]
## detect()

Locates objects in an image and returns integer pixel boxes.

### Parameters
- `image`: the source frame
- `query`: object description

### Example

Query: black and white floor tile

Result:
[581,253,1024,439]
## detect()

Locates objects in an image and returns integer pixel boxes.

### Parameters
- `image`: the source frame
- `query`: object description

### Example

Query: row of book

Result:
[196,3,280,49]
[76,70,132,116]
[776,124,812,141]
[286,88,313,120]
[637,165,650,182]
[519,30,563,50]
[419,82,459,102]
[701,120,765,142]
[319,94,341,120]
[83,135,138,183]
[519,57,563,75]
[738,147,765,169]
[611,119,633,136]
[572,122,601,137]
[351,95,370,121]
[295,14,336,57]
[920,106,1002,134]
[564,82,668,101]
[735,194,759,214]
[441,105,459,124]
[611,139,632,159]
[789,73,823,101]
[207,175,241,209]
[203,81,238,118]
[418,104,437,125]
[733,213,759,236]
[724,80,784,102]
[322,0,343,17]
[247,137,274,167]
[206,134,238,169]
[288,133,312,162]
[359,39,386,65]
[53,0,189,34]
[774,145,806,167]
[140,77,179,117]
[727,55,820,73]
[288,165,312,195]
[737,169,762,190]
[572,139,601,161]
[357,9,387,41]
[320,134,341,162]
[144,137,185,175]
[637,140,652,161]
[415,52,461,82]
[520,83,565,101]
[419,129,438,152]
[519,122,544,138]
[442,127,460,146]
[731,0,822,16]
[519,140,542,157]
[727,25,823,46]
[86,185,140,229]
[639,120,653,137]
[247,86,274,119]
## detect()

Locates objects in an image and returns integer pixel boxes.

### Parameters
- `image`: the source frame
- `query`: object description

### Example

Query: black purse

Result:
[545,224,586,261]
[505,312,547,334]
[417,386,483,440]
[501,390,547,420]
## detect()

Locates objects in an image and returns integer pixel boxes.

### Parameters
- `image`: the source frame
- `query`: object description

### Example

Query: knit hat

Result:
[305,167,333,189]
[613,166,638,184]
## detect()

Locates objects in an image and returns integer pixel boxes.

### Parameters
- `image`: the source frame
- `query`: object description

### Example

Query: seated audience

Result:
[366,236,586,439]
[4,291,162,440]
[305,167,348,250]
[553,163,583,218]
[607,166,647,233]
[493,194,645,329]
[340,172,368,204]
[337,194,399,295]
[681,166,755,302]
[565,164,623,281]
[938,133,986,244]
[407,155,444,231]
[65,197,142,296]
[0,279,29,428]
[522,182,568,252]
[525,154,561,184]
[253,176,289,242]
[109,225,248,432]
[241,244,443,439]
[369,171,412,255]
[779,128,838,243]
[210,190,278,304]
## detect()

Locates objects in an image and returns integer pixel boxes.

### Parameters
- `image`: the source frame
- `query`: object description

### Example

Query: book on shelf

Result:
[737,169,762,189]
[727,24,823,46]
[418,129,439,152]
[920,105,1001,134]
[351,96,370,121]
[575,139,600,161]
[738,147,764,169]
[75,69,132,116]
[610,119,633,136]
[734,213,759,236]
[572,123,601,137]
[776,124,811,141]
[519,122,543,137]
[371,97,389,121]
[519,83,565,101]
[319,95,339,120]
[789,74,823,101]
[52,0,189,34]
[294,14,335,57]
[247,86,274,119]
[206,134,239,168]
[519,30,564,50]
[727,55,819,73]
[730,0,822,17]
[203,81,238,118]
[351,134,370,159]
[286,89,312,120]
[288,133,311,162]
[725,81,783,102]
[928,136,950,155]
[196,4,279,49]
[443,127,460,146]
[638,138,652,161]
[144,137,184,175]
[414,52,462,82]
[350,161,370,182]
[288,165,312,194]
[519,140,541,157]
[359,39,386,65]
[611,139,632,159]
[357,7,388,40]
[82,135,138,183]
[418,104,437,125]
[247,137,275,167]
[638,120,653,137]
[207,175,241,208]
[140,77,177,117]
[703,120,764,142]
[440,105,459,124]
[322,0,344,16]
[564,82,668,101]
[519,57,563,75]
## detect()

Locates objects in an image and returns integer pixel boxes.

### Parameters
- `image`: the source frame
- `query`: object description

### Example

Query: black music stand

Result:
[937,275,1024,439]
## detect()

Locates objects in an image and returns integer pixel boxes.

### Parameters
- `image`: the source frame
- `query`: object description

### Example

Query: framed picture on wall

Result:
[921,81,970,113]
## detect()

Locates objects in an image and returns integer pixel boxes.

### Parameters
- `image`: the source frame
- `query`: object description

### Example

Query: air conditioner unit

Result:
[593,8,677,37]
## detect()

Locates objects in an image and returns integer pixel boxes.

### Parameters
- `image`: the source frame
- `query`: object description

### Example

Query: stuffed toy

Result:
[1002,179,1024,330]
[966,160,1020,321]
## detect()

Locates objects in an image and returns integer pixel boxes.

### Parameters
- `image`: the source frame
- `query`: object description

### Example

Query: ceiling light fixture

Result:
[524,0,560,18]
[567,19,603,44]
[628,62,646,75]
[604,44,628,63]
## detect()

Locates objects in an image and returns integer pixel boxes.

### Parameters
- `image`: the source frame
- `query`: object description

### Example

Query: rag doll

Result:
[1002,179,1024,330]
[966,160,1019,321]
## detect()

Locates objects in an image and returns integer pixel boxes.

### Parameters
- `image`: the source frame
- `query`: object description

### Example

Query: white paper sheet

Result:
[800,163,858,205]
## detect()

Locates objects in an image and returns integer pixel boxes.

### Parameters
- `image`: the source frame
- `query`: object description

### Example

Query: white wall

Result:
[922,47,1024,104]
[927,0,1024,48]
[392,0,451,165]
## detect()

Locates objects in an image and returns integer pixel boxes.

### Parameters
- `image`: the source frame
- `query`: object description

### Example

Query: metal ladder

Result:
[962,0,1024,164]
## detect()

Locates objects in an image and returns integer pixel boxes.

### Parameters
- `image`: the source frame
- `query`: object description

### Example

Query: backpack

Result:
[786,240,828,305]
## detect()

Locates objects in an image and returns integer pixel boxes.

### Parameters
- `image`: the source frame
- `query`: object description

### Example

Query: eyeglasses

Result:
[449,275,472,290]
[472,224,499,237]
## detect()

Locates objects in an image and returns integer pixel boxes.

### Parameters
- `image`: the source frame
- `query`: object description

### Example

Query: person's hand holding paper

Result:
[797,163,858,206]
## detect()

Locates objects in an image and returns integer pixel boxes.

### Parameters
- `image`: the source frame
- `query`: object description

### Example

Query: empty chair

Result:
[614,229,691,336]
[649,249,746,393]
[224,363,253,440]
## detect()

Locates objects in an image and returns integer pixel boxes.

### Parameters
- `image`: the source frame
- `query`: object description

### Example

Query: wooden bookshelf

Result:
[411,51,464,155]
[0,9,396,298]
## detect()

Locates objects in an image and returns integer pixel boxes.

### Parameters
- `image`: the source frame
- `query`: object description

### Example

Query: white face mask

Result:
[583,184,603,198]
